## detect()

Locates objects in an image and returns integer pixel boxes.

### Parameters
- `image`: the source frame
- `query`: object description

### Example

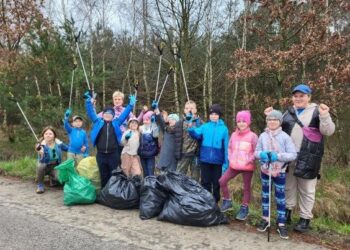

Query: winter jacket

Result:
[64,118,89,155]
[121,130,140,156]
[174,116,202,159]
[96,122,118,153]
[282,104,335,179]
[86,99,133,146]
[255,127,297,176]
[188,119,229,165]
[37,139,68,164]
[138,123,159,158]
[155,113,177,171]
[228,128,258,171]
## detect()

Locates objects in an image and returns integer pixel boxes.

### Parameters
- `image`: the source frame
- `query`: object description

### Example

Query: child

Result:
[85,91,136,188]
[219,110,258,220]
[255,110,297,240]
[175,100,202,181]
[35,126,68,194]
[64,109,89,165]
[138,110,159,177]
[120,118,142,177]
[188,104,229,202]
[154,103,179,172]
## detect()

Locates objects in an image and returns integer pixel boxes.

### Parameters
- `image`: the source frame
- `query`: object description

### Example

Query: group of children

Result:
[34,90,297,240]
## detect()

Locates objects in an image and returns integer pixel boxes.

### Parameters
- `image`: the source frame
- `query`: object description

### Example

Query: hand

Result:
[318,103,330,116]
[125,131,132,140]
[35,144,42,151]
[270,151,278,162]
[142,105,149,112]
[259,151,269,163]
[65,108,72,118]
[84,91,92,100]
[222,162,228,174]
[129,95,137,106]
[151,115,156,123]
[264,107,273,116]
[81,146,86,153]
[151,100,158,110]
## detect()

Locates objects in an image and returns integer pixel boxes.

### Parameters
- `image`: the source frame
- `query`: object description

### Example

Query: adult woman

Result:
[265,83,335,233]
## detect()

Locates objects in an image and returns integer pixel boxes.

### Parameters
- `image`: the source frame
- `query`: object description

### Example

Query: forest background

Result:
[0,0,349,241]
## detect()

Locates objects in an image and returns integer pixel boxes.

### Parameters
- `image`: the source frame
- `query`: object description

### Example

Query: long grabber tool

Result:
[133,80,139,113]
[156,67,173,103]
[69,56,78,109]
[74,32,91,91]
[8,92,39,141]
[267,152,272,242]
[175,51,190,102]
[154,42,165,100]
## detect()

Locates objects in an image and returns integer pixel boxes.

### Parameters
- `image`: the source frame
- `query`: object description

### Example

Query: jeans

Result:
[140,157,155,177]
[96,150,120,188]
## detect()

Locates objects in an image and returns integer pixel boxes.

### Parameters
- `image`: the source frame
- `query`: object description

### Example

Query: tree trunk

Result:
[34,76,43,111]
[142,0,150,104]
[172,42,180,113]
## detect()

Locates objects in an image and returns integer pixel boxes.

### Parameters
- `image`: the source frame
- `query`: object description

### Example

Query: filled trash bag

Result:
[139,176,168,220]
[76,156,101,192]
[157,171,228,227]
[97,169,141,209]
[55,159,96,206]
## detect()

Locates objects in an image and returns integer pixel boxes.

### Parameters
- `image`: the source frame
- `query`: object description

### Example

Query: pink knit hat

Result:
[236,110,251,125]
[143,111,154,121]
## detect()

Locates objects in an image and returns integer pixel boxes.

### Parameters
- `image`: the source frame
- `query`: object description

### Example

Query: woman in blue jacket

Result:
[188,104,229,202]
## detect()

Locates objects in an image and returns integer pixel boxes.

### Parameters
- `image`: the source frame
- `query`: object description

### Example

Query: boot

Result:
[285,209,292,225]
[294,218,310,233]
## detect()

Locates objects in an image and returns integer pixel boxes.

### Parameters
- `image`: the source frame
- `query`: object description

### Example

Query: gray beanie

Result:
[266,109,283,123]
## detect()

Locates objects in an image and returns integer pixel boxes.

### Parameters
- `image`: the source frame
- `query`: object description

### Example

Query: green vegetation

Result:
[0,157,36,179]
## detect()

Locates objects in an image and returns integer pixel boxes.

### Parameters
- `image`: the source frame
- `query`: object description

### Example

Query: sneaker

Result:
[277,224,289,239]
[236,205,249,221]
[36,183,45,194]
[257,219,269,232]
[220,199,233,212]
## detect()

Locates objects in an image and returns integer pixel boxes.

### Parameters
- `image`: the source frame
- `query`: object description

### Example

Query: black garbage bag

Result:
[97,169,141,209]
[157,171,228,227]
[139,176,168,220]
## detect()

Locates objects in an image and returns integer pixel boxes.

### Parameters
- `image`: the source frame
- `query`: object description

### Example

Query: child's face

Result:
[267,119,281,131]
[168,119,177,126]
[73,119,83,128]
[129,121,138,130]
[43,129,55,143]
[113,96,124,107]
[209,113,219,122]
[237,120,249,131]
[103,113,114,122]
[143,118,151,125]
[184,103,197,115]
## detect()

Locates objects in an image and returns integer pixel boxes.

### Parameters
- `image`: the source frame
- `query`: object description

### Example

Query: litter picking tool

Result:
[173,50,190,102]
[133,80,139,113]
[74,32,91,91]
[155,42,165,100]
[267,152,272,242]
[156,67,173,103]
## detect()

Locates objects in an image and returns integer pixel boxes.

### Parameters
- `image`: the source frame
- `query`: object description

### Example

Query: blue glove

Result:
[151,100,158,110]
[185,112,192,123]
[259,151,269,163]
[65,108,72,118]
[270,151,278,162]
[129,95,137,106]
[125,131,132,140]
[222,162,228,174]
[151,114,156,123]
[84,91,92,100]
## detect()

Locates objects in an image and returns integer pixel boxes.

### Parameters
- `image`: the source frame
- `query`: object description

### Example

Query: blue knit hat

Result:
[103,106,115,117]
[292,84,312,94]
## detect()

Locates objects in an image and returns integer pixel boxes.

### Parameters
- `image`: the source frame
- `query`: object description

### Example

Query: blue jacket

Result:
[64,118,89,155]
[86,99,133,146]
[38,140,68,164]
[188,119,229,165]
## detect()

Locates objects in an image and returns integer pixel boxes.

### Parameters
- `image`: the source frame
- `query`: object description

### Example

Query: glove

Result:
[65,108,72,118]
[129,94,137,106]
[151,114,156,123]
[259,151,269,163]
[270,151,278,162]
[84,90,92,100]
[125,131,132,140]
[151,100,158,110]
[35,144,42,151]
[222,162,228,174]
[185,112,193,123]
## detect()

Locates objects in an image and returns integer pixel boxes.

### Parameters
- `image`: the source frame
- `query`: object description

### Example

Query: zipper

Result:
[210,122,217,160]
[105,123,109,153]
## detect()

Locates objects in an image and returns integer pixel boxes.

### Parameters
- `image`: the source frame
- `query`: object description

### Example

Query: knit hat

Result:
[128,118,139,125]
[72,115,83,121]
[143,111,154,121]
[266,109,283,123]
[292,84,312,94]
[209,104,222,116]
[236,110,251,125]
[103,106,115,117]
[168,113,179,122]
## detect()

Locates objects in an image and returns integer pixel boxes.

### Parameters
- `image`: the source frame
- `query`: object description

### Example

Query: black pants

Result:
[201,163,222,202]
[96,150,120,188]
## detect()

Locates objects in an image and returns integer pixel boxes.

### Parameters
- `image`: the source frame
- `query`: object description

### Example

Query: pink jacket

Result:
[228,128,258,171]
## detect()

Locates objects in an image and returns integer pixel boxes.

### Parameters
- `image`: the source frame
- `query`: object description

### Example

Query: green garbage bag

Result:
[55,159,96,206]
[76,156,101,193]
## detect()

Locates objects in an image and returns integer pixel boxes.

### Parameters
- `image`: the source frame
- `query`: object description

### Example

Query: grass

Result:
[0,156,36,179]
